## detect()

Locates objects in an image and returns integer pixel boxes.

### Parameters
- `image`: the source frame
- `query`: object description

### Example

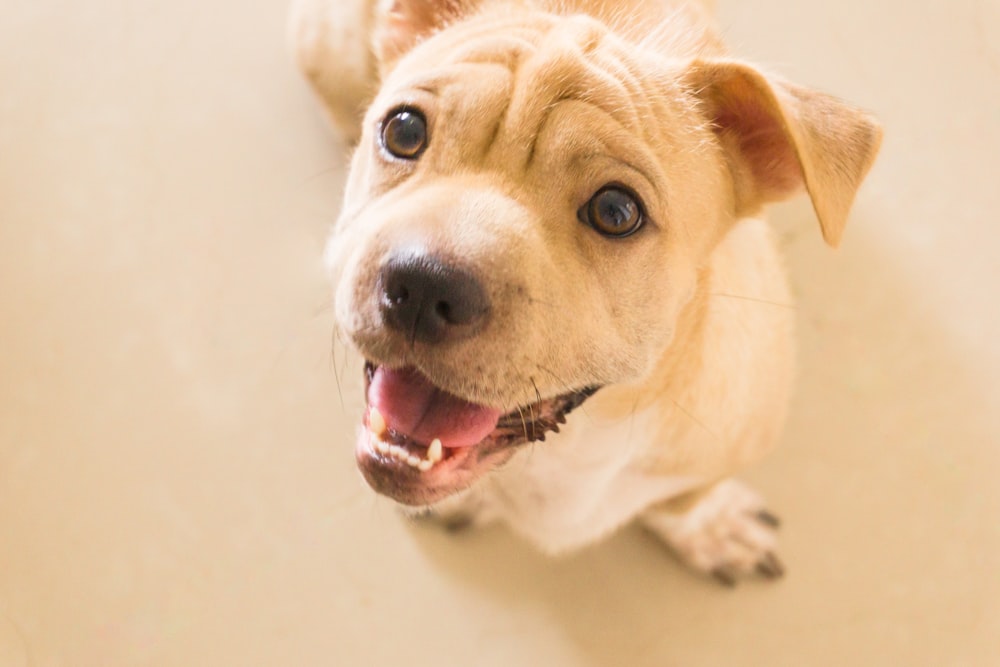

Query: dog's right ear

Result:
[374,0,476,72]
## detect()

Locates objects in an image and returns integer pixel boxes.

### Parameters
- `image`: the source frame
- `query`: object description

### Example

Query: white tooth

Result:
[406,455,420,467]
[418,460,433,472]
[375,439,390,454]
[428,438,443,463]
[389,445,406,460]
[369,407,387,437]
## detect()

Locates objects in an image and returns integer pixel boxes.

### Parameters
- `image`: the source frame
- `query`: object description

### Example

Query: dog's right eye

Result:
[380,108,428,160]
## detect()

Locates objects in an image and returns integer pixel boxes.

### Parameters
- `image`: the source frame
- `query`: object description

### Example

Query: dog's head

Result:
[327,0,882,505]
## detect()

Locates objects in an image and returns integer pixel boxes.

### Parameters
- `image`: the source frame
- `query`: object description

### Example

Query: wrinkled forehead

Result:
[379,12,666,150]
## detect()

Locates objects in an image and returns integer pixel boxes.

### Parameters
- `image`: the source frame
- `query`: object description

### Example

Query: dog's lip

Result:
[354,427,500,507]
[356,360,600,505]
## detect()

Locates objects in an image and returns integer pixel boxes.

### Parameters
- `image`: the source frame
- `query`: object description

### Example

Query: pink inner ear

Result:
[712,85,804,199]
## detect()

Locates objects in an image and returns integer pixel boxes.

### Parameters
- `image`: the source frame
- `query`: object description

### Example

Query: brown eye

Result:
[581,186,644,237]
[381,108,428,160]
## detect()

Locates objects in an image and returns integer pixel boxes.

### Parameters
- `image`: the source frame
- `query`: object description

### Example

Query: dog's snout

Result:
[378,254,491,344]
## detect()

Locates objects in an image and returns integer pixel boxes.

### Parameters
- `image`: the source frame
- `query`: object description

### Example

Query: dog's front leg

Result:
[640,479,784,586]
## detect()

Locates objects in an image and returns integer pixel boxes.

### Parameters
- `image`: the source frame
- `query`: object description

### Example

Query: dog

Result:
[289,0,882,584]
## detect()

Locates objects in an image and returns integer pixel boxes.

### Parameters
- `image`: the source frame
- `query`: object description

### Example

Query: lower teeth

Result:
[369,431,438,472]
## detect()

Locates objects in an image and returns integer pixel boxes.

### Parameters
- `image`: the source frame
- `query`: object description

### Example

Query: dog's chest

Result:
[486,407,700,553]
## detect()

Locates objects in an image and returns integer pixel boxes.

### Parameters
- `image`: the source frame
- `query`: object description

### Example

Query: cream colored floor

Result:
[1,0,998,665]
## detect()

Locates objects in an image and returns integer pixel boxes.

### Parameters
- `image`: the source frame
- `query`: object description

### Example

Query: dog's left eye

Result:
[580,186,644,238]
[380,108,428,160]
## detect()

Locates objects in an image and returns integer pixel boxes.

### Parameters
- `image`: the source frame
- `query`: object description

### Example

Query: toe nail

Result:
[711,566,738,588]
[756,509,781,528]
[757,552,786,579]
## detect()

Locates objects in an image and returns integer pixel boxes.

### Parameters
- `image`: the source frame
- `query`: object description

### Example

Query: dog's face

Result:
[327,3,881,505]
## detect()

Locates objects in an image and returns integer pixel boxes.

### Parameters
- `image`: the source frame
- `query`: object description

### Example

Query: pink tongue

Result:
[367,367,503,448]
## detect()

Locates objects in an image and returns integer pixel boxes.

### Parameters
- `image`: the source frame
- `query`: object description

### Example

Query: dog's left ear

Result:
[375,0,477,71]
[686,60,883,247]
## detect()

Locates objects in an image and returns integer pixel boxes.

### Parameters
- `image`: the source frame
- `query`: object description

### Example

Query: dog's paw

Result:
[640,479,784,586]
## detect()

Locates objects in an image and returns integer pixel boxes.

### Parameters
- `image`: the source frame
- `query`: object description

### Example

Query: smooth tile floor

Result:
[1,1,997,664]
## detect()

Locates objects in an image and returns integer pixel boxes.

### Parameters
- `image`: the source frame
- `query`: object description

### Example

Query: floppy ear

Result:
[374,0,476,71]
[687,60,883,247]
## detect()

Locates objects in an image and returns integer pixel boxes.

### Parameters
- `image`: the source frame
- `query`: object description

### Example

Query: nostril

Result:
[434,301,451,321]
[378,253,491,344]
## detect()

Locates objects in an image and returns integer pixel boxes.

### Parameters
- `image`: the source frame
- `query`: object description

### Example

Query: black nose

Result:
[378,253,491,344]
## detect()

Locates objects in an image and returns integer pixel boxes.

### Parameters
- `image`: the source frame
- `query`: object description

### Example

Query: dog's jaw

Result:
[354,361,600,506]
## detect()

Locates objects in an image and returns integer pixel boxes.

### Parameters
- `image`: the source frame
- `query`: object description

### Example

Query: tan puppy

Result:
[290,0,882,584]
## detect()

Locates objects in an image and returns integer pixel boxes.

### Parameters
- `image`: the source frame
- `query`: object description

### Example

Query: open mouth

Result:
[355,362,599,505]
